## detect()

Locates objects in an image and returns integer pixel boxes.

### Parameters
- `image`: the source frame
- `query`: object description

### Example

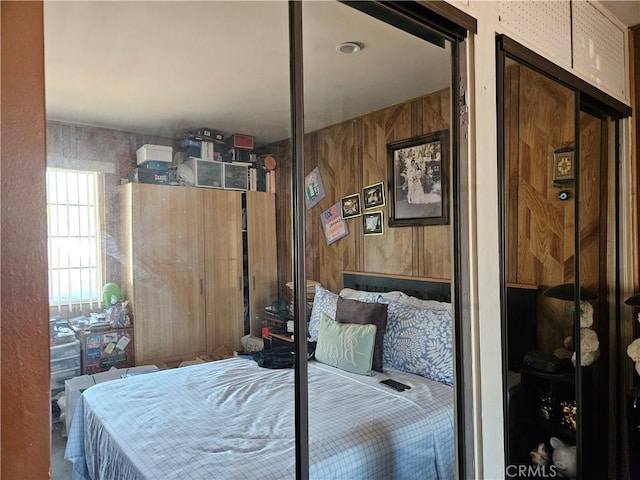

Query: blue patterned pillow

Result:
[383,301,453,386]
[308,285,338,342]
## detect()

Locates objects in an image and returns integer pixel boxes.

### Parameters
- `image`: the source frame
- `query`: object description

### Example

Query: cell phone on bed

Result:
[380,379,411,392]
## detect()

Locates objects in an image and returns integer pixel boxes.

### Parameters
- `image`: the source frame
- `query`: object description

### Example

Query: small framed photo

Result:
[363,211,384,236]
[340,193,361,219]
[553,147,575,184]
[363,182,385,210]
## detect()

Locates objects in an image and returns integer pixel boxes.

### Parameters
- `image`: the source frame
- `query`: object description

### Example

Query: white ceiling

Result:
[43,1,450,147]
[43,1,638,148]
[600,1,640,27]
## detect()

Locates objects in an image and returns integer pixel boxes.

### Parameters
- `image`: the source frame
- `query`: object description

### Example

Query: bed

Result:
[65,272,535,479]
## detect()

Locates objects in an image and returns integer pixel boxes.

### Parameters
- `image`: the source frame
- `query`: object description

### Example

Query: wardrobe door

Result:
[245,191,278,337]
[123,183,206,366]
[203,189,244,353]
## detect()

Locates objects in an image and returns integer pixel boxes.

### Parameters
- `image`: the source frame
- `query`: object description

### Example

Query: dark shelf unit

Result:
[517,366,588,466]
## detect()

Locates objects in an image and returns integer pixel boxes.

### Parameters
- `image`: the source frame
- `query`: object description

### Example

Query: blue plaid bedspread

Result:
[66,357,454,479]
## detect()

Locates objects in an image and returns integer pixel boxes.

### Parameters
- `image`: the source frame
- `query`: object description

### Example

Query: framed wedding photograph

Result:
[388,130,449,227]
[362,211,384,236]
[340,193,361,219]
[362,182,385,210]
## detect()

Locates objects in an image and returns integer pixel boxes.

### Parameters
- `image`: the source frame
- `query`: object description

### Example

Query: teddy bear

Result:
[627,338,640,375]
[550,437,577,479]
[553,301,600,366]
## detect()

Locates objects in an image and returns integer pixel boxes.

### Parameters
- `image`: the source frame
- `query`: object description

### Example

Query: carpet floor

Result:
[51,422,73,479]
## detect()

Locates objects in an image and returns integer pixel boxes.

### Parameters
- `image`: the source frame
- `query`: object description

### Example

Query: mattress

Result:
[66,357,454,479]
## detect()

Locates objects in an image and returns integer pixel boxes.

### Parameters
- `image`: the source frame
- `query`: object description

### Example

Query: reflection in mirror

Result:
[44,2,294,477]
[501,58,611,477]
[301,2,456,477]
[502,57,577,474]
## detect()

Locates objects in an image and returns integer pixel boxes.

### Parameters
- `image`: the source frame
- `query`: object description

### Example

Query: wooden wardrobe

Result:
[121,183,277,366]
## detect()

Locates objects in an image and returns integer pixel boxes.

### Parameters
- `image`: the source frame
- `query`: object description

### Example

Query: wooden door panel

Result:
[246,191,278,337]
[124,183,206,364]
[203,189,244,353]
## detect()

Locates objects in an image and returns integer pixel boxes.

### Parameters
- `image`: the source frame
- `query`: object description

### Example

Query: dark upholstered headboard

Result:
[342,271,537,372]
[343,271,451,302]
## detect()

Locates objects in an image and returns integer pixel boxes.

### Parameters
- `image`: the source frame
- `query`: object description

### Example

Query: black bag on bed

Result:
[253,345,295,369]
[251,342,317,369]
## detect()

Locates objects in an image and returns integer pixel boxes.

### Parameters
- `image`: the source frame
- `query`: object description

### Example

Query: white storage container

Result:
[223,162,249,191]
[184,158,223,189]
[136,144,173,165]
[50,339,80,361]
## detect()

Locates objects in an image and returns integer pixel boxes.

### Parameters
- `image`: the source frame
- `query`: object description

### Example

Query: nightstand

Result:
[264,331,294,350]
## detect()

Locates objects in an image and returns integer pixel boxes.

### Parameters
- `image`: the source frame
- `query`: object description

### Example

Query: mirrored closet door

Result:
[498,37,628,479]
[299,1,461,478]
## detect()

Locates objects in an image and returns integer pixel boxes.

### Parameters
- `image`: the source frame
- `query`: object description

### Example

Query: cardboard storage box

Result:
[76,327,135,374]
[189,128,224,143]
[184,158,223,188]
[128,167,173,185]
[226,133,253,150]
[64,365,159,435]
[136,144,173,164]
[138,160,170,171]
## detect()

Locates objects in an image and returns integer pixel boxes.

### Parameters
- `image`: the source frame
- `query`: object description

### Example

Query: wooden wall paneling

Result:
[361,103,416,276]
[421,225,452,278]
[578,111,603,293]
[361,110,403,276]
[354,118,365,272]
[271,89,456,296]
[311,122,359,294]
[419,90,451,279]
[304,132,320,287]
[505,65,607,355]
[514,66,577,351]
[421,88,451,133]
[506,65,521,283]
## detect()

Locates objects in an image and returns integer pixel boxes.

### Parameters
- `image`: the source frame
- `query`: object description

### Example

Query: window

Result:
[46,168,103,315]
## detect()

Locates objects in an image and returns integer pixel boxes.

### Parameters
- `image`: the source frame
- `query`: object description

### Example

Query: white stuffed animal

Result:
[550,437,577,479]
[530,442,549,466]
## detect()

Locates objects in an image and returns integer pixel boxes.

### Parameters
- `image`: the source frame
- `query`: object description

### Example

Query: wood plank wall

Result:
[505,65,604,353]
[268,89,452,297]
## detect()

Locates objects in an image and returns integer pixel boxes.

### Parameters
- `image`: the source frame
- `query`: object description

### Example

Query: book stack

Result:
[285,279,320,321]
[177,128,225,163]
[247,154,276,193]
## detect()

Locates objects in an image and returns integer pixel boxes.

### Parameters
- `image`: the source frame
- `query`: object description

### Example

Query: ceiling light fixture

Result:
[336,42,363,54]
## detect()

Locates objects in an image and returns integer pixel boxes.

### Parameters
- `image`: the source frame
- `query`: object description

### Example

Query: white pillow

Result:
[393,291,451,311]
[339,288,405,303]
[339,287,451,311]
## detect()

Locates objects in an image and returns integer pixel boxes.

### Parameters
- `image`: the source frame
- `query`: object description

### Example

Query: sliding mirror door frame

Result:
[497,34,631,479]
[290,2,476,478]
